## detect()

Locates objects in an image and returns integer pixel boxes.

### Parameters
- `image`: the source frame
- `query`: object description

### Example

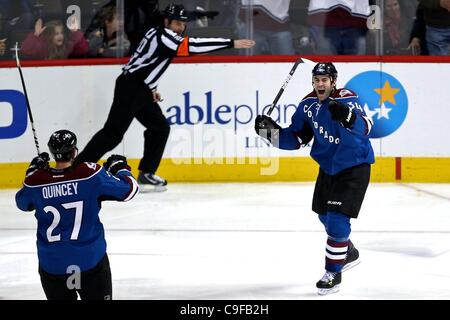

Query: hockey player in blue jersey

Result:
[255,62,374,295]
[15,130,139,300]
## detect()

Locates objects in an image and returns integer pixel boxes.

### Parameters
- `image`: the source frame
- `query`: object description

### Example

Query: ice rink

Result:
[1,182,450,300]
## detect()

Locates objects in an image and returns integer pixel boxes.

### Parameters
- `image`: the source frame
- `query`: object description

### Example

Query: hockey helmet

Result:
[163,3,189,22]
[48,129,77,161]
[312,62,338,82]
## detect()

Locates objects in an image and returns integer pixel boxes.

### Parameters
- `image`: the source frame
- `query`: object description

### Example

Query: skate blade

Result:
[317,285,340,296]
[342,259,361,272]
[138,184,167,193]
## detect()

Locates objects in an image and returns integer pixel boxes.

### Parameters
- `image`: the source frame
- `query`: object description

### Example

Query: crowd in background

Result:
[0,0,449,60]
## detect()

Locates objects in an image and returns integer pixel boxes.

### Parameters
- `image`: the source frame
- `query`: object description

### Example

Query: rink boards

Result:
[1,60,449,187]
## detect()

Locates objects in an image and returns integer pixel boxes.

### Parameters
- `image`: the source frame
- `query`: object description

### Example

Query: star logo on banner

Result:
[374,103,392,120]
[363,103,378,121]
[374,80,400,105]
[345,71,408,138]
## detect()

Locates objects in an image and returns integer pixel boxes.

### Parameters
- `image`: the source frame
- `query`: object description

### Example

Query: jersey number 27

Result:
[43,201,83,242]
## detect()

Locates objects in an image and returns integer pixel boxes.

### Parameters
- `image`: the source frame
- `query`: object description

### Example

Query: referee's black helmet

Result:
[163,3,189,22]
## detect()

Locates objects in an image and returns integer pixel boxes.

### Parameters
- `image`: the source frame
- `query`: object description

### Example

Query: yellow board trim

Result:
[2,157,450,189]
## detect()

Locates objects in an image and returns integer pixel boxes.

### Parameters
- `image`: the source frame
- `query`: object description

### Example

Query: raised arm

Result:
[98,155,139,202]
[328,97,373,136]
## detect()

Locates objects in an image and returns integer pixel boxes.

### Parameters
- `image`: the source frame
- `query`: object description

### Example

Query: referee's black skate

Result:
[137,172,167,192]
[342,240,360,272]
[316,271,341,295]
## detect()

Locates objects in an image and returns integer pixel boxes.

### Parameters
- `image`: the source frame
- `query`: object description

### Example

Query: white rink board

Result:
[0,62,449,163]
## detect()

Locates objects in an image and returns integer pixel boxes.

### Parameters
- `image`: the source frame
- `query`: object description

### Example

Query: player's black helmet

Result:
[163,3,189,21]
[312,62,338,81]
[48,130,77,162]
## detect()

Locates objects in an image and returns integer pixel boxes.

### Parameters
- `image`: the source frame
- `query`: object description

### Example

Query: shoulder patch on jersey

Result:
[82,162,99,171]
[301,90,318,102]
[332,88,357,98]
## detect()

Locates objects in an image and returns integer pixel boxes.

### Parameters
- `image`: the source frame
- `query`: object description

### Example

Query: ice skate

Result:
[316,271,341,295]
[342,240,360,272]
[137,172,167,192]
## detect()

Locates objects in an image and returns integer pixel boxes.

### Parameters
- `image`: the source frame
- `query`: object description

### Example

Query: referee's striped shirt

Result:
[123,27,233,91]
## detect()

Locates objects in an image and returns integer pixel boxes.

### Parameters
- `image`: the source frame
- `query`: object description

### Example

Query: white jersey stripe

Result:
[161,33,179,51]
[122,174,140,202]
[144,58,169,85]
[122,26,232,91]
[125,37,158,73]
[362,115,373,136]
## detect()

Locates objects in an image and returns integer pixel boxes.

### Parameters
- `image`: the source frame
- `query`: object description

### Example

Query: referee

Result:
[76,3,255,192]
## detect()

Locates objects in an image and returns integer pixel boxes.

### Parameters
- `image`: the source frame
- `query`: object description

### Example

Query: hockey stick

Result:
[14,42,40,155]
[265,57,316,117]
[266,57,304,117]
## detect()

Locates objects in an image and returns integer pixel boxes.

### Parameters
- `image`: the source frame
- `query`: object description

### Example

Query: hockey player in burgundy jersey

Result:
[15,130,139,300]
[255,62,374,295]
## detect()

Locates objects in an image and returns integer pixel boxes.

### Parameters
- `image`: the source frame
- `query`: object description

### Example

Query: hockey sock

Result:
[323,211,351,272]
[325,238,348,272]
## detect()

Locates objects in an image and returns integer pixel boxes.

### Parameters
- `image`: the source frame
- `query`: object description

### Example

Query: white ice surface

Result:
[1,182,450,300]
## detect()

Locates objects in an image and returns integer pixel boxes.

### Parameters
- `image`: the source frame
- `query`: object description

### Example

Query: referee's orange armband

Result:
[177,37,189,56]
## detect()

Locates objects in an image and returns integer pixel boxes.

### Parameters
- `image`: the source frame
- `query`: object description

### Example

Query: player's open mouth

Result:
[318,89,325,94]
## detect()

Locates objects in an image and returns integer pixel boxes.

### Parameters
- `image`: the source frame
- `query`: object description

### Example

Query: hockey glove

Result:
[104,154,131,175]
[255,115,281,144]
[26,152,50,177]
[297,124,314,146]
[328,99,356,128]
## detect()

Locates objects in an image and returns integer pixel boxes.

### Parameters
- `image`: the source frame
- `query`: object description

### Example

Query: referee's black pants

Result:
[77,73,170,173]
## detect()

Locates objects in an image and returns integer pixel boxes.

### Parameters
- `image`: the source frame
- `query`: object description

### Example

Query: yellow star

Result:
[374,80,400,105]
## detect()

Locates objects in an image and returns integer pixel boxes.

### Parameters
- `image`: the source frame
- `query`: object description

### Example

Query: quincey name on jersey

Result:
[15,162,139,274]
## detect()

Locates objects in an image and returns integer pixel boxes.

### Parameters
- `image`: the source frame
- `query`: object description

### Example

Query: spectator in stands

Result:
[419,0,450,55]
[0,0,34,30]
[409,2,429,55]
[0,39,6,60]
[307,0,371,55]
[21,17,88,60]
[87,5,130,58]
[236,0,295,55]
[0,0,35,59]
[0,12,6,59]
[85,0,160,54]
[383,0,416,55]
